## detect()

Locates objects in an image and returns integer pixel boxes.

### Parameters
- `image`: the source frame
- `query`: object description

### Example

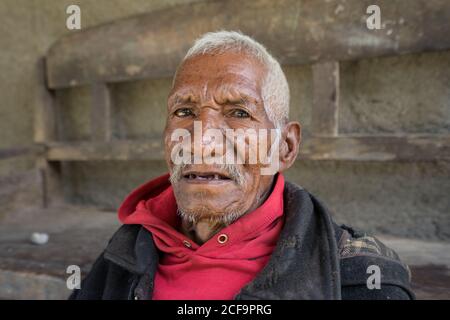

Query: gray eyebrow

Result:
[214,84,260,105]
[168,91,199,106]
[168,86,260,108]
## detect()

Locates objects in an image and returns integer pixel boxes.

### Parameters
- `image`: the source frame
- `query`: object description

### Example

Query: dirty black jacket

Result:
[69,181,415,300]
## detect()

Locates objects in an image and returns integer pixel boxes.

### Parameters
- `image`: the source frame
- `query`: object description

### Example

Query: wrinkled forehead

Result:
[168,52,266,105]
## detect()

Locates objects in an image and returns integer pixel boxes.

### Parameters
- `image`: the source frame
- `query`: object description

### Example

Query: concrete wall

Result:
[0,0,202,175]
[0,1,449,240]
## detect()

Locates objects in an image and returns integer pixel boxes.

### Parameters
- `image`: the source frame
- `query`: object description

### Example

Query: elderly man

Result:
[70,31,414,300]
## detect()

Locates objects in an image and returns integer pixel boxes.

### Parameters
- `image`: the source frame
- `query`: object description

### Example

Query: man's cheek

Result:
[165,140,180,166]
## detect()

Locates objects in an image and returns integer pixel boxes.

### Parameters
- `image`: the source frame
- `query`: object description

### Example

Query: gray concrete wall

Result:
[0,0,202,175]
[0,1,449,240]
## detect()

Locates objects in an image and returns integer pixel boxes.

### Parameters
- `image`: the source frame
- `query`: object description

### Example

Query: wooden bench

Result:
[35,0,450,206]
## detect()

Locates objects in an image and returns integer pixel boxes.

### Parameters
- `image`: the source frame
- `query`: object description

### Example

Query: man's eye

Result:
[174,108,194,117]
[230,109,250,118]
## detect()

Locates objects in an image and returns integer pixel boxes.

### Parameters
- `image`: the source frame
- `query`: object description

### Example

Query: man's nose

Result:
[190,109,228,160]
[197,109,225,145]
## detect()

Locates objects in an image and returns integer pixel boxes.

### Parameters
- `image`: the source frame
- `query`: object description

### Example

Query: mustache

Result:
[169,163,245,186]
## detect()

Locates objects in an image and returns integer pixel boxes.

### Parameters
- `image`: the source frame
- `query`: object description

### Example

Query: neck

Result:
[180,218,225,245]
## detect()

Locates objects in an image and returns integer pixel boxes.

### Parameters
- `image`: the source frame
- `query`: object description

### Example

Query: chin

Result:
[172,178,253,224]
[177,199,247,225]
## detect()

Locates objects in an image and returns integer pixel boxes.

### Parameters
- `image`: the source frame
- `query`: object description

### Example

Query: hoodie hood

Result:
[118,173,176,225]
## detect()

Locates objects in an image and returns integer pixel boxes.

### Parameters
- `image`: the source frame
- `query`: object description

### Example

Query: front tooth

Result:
[214,174,219,180]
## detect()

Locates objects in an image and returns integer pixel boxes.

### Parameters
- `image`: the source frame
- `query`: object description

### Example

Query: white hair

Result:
[174,31,290,128]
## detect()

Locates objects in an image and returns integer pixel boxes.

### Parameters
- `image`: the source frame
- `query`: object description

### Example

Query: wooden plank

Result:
[0,145,45,160]
[301,135,450,161]
[90,83,112,142]
[35,158,64,208]
[312,61,340,136]
[35,58,58,142]
[33,58,63,207]
[46,140,165,161]
[46,0,450,89]
[45,135,450,162]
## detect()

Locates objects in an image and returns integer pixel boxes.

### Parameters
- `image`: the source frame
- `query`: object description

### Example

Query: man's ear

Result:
[278,121,301,172]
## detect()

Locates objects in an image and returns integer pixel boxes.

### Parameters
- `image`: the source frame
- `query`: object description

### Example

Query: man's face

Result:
[164,52,276,223]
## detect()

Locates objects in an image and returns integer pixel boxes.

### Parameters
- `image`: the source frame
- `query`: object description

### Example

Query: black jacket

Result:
[69,181,415,300]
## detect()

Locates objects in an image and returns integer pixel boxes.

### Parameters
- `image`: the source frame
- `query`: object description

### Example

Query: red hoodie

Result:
[118,173,285,300]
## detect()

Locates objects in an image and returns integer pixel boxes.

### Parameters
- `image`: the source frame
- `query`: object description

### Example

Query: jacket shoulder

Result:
[338,224,402,260]
[336,224,415,300]
[68,225,143,300]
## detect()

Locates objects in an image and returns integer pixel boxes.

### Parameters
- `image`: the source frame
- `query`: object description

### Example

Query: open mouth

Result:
[182,171,232,182]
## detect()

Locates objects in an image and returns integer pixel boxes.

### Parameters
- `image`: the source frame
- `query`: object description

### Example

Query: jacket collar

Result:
[235,181,342,299]
[104,223,159,275]
[104,181,342,299]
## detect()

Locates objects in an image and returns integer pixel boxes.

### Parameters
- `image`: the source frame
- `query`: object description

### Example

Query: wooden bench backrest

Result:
[38,0,450,165]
